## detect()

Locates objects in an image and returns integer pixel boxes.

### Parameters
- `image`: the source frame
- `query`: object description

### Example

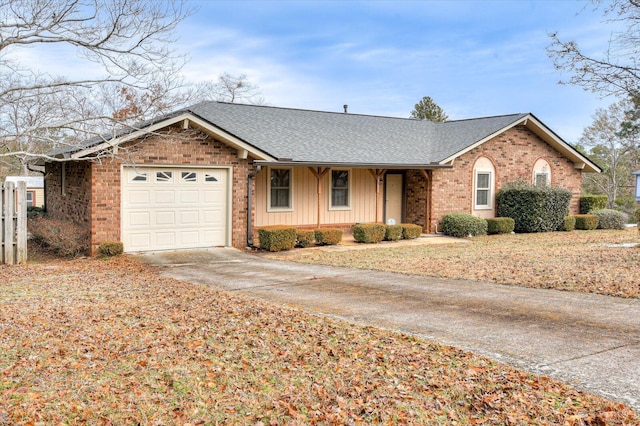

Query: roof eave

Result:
[59,112,277,162]
[439,114,602,174]
[254,160,452,169]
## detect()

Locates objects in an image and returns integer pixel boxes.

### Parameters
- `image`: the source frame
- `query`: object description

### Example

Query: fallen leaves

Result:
[268,229,640,299]
[0,255,638,424]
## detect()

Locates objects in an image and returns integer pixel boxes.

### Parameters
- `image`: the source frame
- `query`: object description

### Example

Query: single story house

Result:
[5,176,45,209]
[41,101,600,254]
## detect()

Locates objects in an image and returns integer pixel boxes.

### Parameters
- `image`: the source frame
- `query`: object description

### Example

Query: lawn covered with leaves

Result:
[268,229,640,299]
[1,255,638,424]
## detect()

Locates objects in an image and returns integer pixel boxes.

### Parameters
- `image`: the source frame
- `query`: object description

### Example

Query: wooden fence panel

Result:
[1,181,28,265]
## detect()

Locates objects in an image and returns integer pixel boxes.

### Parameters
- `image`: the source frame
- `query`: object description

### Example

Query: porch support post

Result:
[420,169,431,233]
[308,167,329,229]
[368,169,387,223]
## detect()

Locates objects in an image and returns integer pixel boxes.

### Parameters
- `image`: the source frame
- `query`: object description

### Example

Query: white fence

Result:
[1,181,28,265]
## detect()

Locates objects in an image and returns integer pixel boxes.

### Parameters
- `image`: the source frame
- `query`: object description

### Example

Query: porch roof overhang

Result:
[254,160,453,170]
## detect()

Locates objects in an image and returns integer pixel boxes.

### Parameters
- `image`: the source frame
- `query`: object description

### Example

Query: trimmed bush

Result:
[497,182,571,233]
[98,241,124,257]
[314,228,343,245]
[561,215,576,232]
[486,217,515,235]
[580,195,608,214]
[401,223,422,240]
[295,229,315,248]
[441,213,488,238]
[635,208,640,231]
[591,209,627,229]
[574,214,599,230]
[384,224,403,241]
[353,223,386,244]
[258,226,297,252]
[27,206,44,219]
[28,216,90,257]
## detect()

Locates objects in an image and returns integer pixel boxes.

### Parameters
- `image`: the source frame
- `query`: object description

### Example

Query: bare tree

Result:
[547,0,640,99]
[0,0,192,171]
[193,73,265,105]
[580,99,640,208]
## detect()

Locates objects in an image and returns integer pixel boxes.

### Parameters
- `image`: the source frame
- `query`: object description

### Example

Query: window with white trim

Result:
[534,171,549,187]
[330,169,350,209]
[474,171,492,209]
[532,159,551,187]
[26,191,34,208]
[269,168,292,209]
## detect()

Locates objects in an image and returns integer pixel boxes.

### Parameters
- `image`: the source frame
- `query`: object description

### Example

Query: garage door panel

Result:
[122,167,228,252]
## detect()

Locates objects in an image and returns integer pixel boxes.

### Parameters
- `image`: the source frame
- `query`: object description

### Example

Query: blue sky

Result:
[177,0,624,143]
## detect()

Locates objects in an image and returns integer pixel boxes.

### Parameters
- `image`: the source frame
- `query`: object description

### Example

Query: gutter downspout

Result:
[246,165,262,247]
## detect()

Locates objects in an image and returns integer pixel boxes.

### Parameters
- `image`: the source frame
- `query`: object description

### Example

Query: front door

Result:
[384,174,403,225]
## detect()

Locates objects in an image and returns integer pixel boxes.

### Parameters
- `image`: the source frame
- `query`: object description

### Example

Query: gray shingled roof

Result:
[187,102,528,165]
[51,101,530,165]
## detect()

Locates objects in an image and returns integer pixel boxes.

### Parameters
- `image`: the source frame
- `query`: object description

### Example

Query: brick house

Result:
[42,102,600,254]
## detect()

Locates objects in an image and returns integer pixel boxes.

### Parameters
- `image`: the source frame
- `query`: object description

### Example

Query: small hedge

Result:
[580,195,608,214]
[561,215,576,232]
[486,217,515,235]
[28,216,90,257]
[315,228,343,245]
[98,241,124,257]
[27,206,44,219]
[384,224,403,241]
[353,223,386,243]
[296,230,315,248]
[636,208,640,231]
[441,213,488,238]
[259,226,297,252]
[401,223,422,240]
[591,209,627,230]
[574,214,599,230]
[497,182,571,233]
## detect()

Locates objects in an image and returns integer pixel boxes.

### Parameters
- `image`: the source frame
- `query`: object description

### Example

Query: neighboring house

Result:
[40,102,600,254]
[5,176,45,209]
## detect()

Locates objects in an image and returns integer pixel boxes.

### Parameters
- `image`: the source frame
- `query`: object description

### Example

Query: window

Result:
[181,171,197,183]
[26,191,34,208]
[204,173,218,182]
[129,171,148,182]
[269,168,291,209]
[330,169,350,209]
[534,172,549,187]
[156,171,173,183]
[475,171,492,208]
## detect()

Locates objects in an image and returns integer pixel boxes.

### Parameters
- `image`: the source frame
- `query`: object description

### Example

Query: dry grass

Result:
[266,228,640,299]
[1,256,638,424]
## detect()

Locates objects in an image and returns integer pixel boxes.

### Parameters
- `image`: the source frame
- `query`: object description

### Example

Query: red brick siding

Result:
[47,126,255,254]
[44,161,92,229]
[424,125,582,231]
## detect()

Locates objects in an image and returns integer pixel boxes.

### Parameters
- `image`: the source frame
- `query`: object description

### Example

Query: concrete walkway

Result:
[137,248,640,411]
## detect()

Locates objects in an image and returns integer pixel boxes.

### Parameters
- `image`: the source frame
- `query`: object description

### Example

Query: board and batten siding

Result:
[255,167,382,227]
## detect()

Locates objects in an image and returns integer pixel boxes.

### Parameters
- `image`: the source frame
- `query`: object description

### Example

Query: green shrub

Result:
[98,241,124,257]
[27,206,44,219]
[314,228,343,245]
[401,223,422,239]
[486,217,515,235]
[580,195,608,214]
[497,182,571,233]
[441,213,488,238]
[28,216,90,257]
[353,223,386,243]
[591,209,627,229]
[295,229,315,248]
[634,208,640,225]
[258,226,297,252]
[574,214,599,230]
[561,215,576,232]
[384,224,403,241]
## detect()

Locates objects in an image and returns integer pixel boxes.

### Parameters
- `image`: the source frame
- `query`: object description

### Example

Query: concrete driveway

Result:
[137,248,640,411]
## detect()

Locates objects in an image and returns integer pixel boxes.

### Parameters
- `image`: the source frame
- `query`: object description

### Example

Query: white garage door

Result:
[122,167,229,252]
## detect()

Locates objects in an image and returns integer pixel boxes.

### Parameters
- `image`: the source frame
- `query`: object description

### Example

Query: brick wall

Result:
[47,126,255,254]
[422,125,582,231]
[45,161,92,228]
